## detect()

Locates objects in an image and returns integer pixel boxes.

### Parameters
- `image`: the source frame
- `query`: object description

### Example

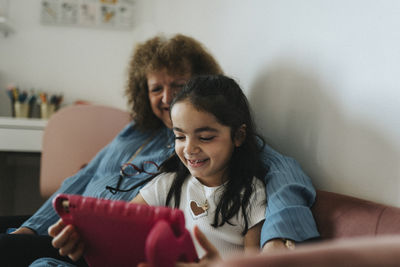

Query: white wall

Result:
[1,0,400,206]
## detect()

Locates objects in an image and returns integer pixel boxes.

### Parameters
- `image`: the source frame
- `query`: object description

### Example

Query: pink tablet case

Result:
[53,194,198,267]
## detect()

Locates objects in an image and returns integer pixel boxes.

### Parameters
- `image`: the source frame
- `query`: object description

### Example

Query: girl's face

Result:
[147,68,191,128]
[171,100,242,187]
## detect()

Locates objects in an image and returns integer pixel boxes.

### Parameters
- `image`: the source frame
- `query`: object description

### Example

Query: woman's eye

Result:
[174,136,185,141]
[200,136,215,141]
[172,83,185,89]
[150,86,162,93]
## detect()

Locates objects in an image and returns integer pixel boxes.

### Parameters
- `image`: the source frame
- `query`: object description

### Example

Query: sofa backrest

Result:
[312,190,400,239]
[40,104,130,198]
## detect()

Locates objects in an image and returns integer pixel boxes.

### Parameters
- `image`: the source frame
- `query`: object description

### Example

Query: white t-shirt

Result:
[140,173,266,258]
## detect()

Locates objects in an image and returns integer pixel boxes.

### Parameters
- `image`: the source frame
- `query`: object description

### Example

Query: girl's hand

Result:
[137,226,221,267]
[48,219,85,262]
[175,226,221,267]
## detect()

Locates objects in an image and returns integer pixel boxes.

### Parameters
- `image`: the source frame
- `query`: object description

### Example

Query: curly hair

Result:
[125,34,223,131]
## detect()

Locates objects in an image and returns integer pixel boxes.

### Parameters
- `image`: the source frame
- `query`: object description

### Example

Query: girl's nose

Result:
[184,139,199,156]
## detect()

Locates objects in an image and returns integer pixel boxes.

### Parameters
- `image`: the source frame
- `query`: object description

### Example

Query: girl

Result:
[134,74,267,258]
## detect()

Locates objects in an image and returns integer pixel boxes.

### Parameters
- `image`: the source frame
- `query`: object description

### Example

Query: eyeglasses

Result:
[106,161,160,194]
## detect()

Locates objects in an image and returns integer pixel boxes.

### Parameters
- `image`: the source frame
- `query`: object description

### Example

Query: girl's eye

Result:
[200,136,215,141]
[174,136,185,141]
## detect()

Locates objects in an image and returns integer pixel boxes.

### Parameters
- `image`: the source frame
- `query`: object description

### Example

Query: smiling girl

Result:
[135,74,267,258]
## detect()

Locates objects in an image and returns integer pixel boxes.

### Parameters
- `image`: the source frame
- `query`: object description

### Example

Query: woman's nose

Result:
[162,87,176,104]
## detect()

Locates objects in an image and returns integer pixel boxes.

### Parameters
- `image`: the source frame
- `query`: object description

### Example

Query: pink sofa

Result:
[312,190,400,239]
[213,190,400,267]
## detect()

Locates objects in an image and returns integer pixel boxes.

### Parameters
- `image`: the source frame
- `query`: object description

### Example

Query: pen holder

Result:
[29,103,41,118]
[14,101,29,118]
[41,103,56,119]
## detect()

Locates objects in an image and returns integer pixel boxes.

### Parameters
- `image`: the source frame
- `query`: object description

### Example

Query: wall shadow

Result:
[247,59,400,206]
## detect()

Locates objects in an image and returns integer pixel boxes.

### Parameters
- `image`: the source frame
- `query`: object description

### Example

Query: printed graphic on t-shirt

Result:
[189,200,208,219]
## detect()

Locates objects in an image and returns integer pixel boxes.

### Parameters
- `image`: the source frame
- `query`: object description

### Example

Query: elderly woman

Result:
[1,34,319,267]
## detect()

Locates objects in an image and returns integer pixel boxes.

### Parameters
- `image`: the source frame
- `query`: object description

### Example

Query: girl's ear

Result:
[234,124,247,147]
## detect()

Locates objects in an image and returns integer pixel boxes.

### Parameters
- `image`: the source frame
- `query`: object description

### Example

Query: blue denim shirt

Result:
[24,122,319,266]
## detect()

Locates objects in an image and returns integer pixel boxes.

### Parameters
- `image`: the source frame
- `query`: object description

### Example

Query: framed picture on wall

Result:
[41,0,59,24]
[40,0,135,30]
[60,0,78,24]
[79,1,97,26]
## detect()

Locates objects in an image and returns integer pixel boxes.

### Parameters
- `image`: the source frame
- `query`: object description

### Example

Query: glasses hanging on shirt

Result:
[106,161,160,194]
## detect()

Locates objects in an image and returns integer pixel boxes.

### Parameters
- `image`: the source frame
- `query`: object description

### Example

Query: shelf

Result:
[0,16,13,37]
[0,117,47,152]
[0,117,47,130]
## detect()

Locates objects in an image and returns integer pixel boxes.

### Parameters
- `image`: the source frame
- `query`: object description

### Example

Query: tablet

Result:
[52,194,198,267]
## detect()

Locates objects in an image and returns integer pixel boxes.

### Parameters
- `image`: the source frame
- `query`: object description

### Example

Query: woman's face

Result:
[147,69,191,128]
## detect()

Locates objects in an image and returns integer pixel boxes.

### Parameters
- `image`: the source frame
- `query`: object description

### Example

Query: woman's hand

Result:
[262,238,290,253]
[10,227,36,235]
[48,219,85,262]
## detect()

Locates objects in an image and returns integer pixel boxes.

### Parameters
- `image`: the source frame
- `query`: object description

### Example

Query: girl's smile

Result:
[187,158,209,168]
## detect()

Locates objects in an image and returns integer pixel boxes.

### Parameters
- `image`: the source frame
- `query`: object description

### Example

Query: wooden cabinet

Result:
[0,117,47,215]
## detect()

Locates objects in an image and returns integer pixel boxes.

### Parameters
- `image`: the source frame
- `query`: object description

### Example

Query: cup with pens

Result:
[6,86,63,119]
[6,86,29,118]
[39,92,63,119]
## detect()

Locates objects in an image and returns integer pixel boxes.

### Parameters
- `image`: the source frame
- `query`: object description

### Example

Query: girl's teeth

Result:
[189,159,205,163]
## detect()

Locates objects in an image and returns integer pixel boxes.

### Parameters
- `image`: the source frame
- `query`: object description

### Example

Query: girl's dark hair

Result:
[125,34,223,131]
[161,74,266,235]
